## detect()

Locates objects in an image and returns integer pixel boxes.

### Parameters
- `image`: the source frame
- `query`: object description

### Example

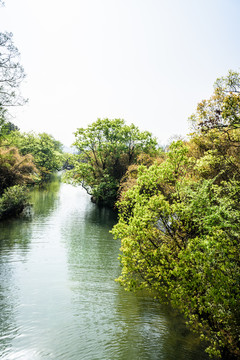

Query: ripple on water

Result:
[0,183,210,360]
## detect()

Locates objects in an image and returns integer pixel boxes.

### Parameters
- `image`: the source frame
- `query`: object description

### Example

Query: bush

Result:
[112,141,240,358]
[0,185,30,219]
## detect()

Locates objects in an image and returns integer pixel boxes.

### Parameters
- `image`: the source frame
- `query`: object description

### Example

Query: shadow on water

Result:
[60,185,210,360]
[112,291,209,360]
[0,174,61,251]
[0,174,62,359]
[30,173,61,219]
[0,217,33,358]
[0,179,210,360]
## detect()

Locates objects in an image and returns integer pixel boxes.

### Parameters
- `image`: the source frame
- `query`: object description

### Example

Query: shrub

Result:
[0,185,30,219]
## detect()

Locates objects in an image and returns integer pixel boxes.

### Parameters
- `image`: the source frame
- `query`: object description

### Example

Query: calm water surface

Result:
[0,177,210,360]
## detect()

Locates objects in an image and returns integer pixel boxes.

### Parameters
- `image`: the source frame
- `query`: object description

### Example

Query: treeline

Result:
[64,71,240,359]
[0,127,64,219]
[0,34,63,218]
[0,9,239,355]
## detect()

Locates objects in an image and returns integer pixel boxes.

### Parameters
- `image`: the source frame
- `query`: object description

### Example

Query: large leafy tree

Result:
[187,129,240,184]
[112,71,240,359]
[112,140,240,359]
[190,70,240,138]
[0,1,37,220]
[188,70,240,185]
[64,118,158,207]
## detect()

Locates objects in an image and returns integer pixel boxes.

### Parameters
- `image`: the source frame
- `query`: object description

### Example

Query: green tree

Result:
[190,70,240,136]
[0,144,37,220]
[8,131,64,181]
[188,70,240,186]
[112,141,240,358]
[0,185,30,220]
[187,129,240,184]
[0,121,19,135]
[64,118,158,207]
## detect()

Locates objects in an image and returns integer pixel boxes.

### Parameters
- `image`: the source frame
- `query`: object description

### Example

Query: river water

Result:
[0,177,210,360]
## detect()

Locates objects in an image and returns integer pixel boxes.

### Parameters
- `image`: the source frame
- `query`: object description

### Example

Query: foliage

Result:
[0,146,37,194]
[188,128,240,183]
[0,31,27,129]
[0,15,26,150]
[112,140,240,359]
[0,185,30,219]
[64,118,158,207]
[0,31,27,108]
[118,151,165,202]
[62,152,75,170]
[0,121,19,139]
[190,70,240,140]
[7,131,64,181]
[2,121,19,133]
[113,72,240,357]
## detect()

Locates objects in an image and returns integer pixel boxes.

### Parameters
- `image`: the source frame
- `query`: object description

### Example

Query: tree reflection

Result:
[0,174,62,359]
[30,173,61,218]
[61,186,210,360]
[113,289,210,360]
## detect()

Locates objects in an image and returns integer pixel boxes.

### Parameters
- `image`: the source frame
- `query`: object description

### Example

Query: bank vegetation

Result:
[0,18,239,357]
[65,71,240,359]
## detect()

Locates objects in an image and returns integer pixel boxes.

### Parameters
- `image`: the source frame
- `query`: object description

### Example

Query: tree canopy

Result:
[112,73,240,359]
[64,118,158,207]
[112,140,240,359]
[7,131,64,181]
[190,70,240,134]
[0,2,65,219]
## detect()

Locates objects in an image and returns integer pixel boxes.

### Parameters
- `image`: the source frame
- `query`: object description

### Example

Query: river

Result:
[0,176,210,360]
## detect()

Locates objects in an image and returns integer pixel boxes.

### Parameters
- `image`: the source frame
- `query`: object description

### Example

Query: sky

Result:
[0,0,240,147]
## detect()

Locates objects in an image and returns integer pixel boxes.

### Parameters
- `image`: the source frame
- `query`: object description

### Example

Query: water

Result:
[0,177,210,360]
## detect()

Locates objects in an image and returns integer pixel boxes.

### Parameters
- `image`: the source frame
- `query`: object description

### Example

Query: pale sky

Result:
[0,0,240,146]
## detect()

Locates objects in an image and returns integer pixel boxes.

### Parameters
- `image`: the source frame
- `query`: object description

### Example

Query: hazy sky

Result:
[0,0,240,146]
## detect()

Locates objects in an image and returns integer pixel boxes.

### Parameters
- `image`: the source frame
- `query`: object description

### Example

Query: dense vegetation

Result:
[0,9,239,356]
[0,44,62,217]
[63,71,240,359]
[64,118,158,207]
[110,71,240,359]
[0,129,64,219]
[0,7,64,219]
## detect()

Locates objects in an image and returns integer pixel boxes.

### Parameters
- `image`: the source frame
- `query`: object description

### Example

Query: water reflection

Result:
[0,175,62,360]
[30,174,61,219]
[0,215,34,358]
[61,185,210,360]
[0,181,210,360]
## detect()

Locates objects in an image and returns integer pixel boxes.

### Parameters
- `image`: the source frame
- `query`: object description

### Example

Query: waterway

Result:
[0,176,210,360]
